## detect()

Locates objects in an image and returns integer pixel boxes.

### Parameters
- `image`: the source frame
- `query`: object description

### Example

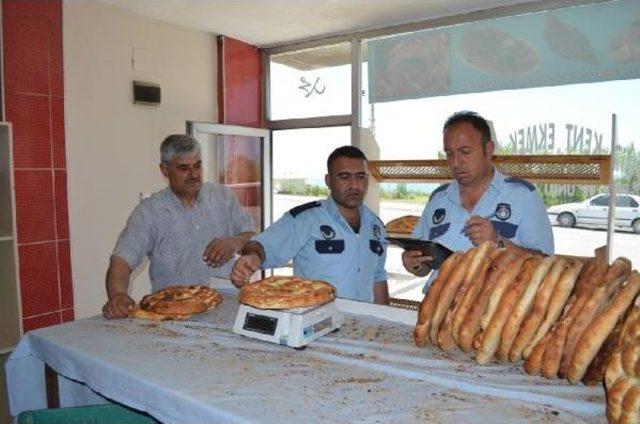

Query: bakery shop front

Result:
[4,0,640,423]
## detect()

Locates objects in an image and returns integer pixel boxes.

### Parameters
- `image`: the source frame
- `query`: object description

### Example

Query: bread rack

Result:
[368,155,611,185]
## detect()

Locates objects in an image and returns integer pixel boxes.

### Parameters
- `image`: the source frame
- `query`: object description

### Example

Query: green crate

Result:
[17,404,159,424]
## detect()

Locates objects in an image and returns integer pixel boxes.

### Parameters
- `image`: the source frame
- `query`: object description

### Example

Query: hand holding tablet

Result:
[387,237,454,270]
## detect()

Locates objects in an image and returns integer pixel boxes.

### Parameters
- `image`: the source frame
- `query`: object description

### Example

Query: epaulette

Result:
[505,176,535,192]
[289,201,321,218]
[430,183,450,198]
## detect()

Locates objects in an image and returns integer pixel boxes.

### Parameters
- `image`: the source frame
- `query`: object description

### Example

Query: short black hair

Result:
[443,111,491,148]
[327,146,368,172]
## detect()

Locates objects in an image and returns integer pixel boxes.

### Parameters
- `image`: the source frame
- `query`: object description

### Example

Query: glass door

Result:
[187,122,271,231]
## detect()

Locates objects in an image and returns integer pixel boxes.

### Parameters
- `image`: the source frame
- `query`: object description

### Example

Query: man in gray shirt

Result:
[103,134,256,319]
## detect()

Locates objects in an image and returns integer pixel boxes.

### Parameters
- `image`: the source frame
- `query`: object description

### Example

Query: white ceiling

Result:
[96,0,544,48]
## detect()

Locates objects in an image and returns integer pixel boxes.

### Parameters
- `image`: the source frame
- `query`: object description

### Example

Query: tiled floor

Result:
[0,352,11,424]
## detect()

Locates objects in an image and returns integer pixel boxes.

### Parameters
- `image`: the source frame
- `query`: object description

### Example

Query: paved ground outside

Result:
[272,194,640,302]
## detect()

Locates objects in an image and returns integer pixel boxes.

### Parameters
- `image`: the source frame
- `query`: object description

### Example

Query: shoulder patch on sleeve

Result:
[430,183,450,198]
[505,176,535,192]
[289,201,321,218]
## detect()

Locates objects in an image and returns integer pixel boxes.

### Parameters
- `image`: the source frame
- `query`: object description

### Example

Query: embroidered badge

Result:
[496,203,511,221]
[369,240,383,256]
[432,208,446,225]
[320,225,336,239]
[373,224,381,239]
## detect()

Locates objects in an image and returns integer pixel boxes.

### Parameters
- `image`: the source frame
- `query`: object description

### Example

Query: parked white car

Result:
[547,193,640,234]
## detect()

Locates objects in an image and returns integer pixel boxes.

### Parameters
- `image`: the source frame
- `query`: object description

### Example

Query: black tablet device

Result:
[385,237,454,270]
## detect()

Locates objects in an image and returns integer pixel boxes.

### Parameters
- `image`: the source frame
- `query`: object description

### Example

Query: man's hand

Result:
[402,250,432,276]
[463,216,499,246]
[203,236,244,267]
[231,254,262,287]
[102,293,135,319]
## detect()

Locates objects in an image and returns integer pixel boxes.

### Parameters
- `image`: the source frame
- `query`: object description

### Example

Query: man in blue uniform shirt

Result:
[231,146,389,304]
[402,111,553,283]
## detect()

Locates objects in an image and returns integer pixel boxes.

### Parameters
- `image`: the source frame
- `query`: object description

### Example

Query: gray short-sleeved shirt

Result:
[112,182,256,292]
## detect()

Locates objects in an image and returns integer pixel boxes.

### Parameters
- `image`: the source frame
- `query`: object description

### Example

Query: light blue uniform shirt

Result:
[113,182,256,292]
[254,196,388,303]
[412,169,553,286]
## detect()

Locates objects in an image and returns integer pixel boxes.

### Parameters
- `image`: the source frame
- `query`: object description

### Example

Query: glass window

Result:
[361,51,639,302]
[591,195,610,206]
[269,43,351,120]
[361,76,640,300]
[190,128,266,231]
[616,195,638,208]
[271,127,350,222]
[267,1,640,300]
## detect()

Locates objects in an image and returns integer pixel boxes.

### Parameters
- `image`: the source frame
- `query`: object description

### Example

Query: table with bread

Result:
[9,233,635,422]
[7,277,609,422]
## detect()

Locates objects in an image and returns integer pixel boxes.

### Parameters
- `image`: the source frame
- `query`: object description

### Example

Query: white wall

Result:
[64,1,217,318]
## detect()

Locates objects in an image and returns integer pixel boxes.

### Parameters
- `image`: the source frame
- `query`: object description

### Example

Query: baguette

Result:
[437,242,494,351]
[561,258,631,377]
[524,331,551,375]
[622,343,640,378]
[502,255,556,361]
[451,247,500,345]
[543,258,607,379]
[605,297,640,423]
[522,260,583,359]
[567,271,640,384]
[582,314,626,386]
[541,319,571,379]
[476,257,540,365]
[413,252,462,347]
[430,247,477,344]
[458,250,521,352]
[620,385,640,424]
[511,257,567,361]
[605,351,624,391]
[480,255,529,331]
[608,377,634,423]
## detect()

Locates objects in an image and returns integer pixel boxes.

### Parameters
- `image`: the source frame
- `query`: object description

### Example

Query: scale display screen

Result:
[243,313,278,335]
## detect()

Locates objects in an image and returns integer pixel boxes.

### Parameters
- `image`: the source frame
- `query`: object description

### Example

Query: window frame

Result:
[262,0,621,307]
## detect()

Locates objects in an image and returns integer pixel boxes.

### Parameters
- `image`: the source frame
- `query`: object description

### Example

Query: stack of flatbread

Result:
[129,285,222,321]
[414,241,640,388]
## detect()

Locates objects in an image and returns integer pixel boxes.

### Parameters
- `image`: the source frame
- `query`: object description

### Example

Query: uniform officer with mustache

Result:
[403,111,553,288]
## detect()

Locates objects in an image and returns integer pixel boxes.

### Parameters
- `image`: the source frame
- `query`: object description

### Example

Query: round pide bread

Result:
[385,215,419,235]
[136,284,222,317]
[239,276,335,310]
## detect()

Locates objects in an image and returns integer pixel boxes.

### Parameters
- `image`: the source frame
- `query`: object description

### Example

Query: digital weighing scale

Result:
[232,301,344,349]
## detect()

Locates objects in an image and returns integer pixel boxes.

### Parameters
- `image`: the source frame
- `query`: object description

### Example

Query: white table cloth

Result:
[6,283,606,423]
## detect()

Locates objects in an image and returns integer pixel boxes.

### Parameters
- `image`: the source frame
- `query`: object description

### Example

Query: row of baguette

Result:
[605,298,640,423]
[413,240,640,388]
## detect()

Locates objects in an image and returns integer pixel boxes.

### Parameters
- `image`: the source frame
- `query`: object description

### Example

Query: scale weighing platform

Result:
[232,301,344,349]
